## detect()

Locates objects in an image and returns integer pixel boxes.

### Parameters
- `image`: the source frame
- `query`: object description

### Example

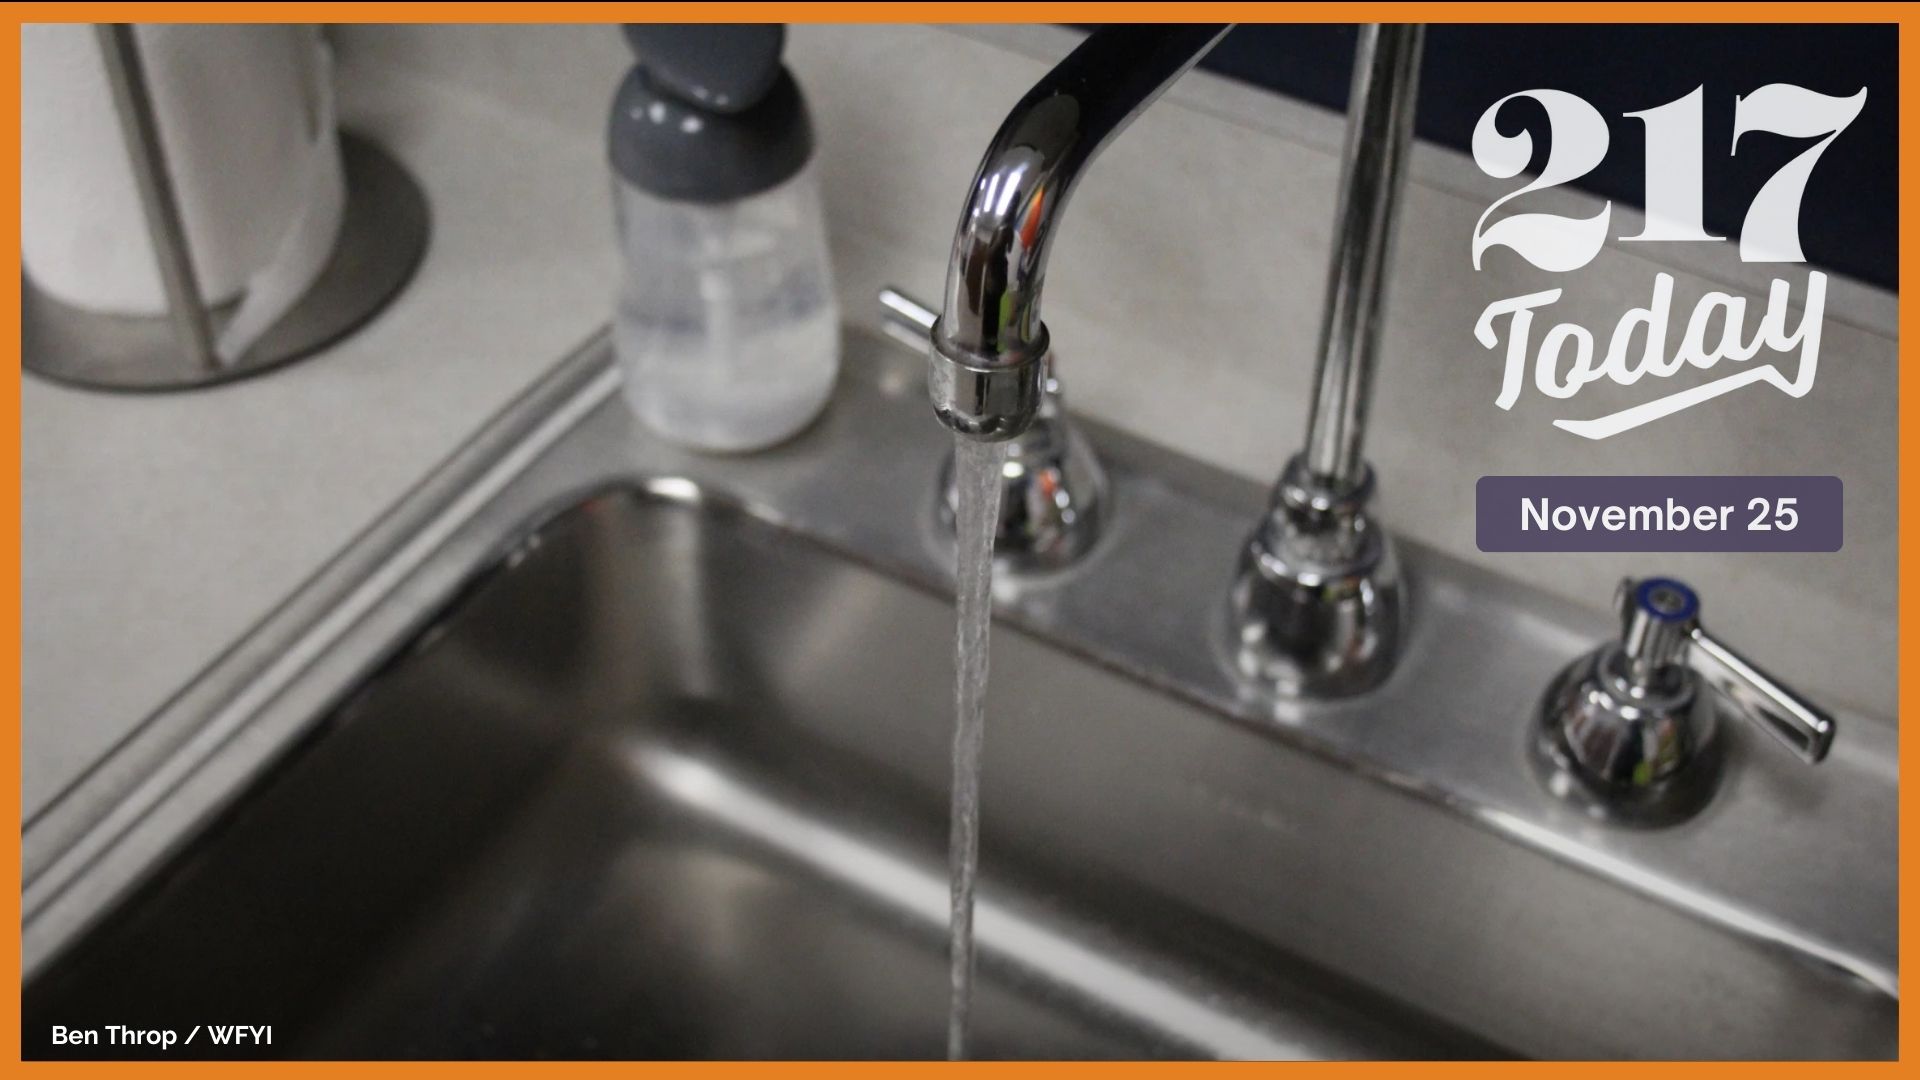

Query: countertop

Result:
[22,60,622,819]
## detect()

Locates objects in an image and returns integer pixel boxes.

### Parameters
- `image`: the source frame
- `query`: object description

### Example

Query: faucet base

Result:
[1226,456,1402,698]
[1529,575,1832,825]
[1532,645,1724,826]
[935,408,1106,573]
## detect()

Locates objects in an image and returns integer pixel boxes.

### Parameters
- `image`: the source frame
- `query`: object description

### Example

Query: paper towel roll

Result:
[21,24,346,359]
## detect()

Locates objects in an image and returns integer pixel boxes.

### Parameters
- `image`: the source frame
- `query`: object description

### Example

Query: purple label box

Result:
[1476,476,1843,553]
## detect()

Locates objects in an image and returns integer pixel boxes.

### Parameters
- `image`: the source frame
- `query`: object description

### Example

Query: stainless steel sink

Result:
[22,328,1896,1060]
[25,486,1495,1059]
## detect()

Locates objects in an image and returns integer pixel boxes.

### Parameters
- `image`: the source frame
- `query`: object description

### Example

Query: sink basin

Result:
[24,488,1494,1059]
[23,329,1895,1060]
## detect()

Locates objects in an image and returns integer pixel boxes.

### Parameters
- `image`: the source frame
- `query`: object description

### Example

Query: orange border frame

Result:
[3,3,1911,1074]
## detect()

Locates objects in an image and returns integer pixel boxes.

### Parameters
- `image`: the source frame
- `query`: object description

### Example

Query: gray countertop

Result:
[22,61,620,819]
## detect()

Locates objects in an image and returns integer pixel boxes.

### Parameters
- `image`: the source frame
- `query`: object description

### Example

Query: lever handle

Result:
[878,285,937,345]
[1686,627,1836,764]
[1614,577,1835,765]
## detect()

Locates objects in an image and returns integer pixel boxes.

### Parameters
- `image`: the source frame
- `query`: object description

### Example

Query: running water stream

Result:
[946,434,1006,1061]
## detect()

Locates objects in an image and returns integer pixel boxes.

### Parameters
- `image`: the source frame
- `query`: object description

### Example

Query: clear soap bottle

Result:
[609,25,840,452]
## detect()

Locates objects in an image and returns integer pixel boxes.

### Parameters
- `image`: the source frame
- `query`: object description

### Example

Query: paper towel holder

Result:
[21,24,430,393]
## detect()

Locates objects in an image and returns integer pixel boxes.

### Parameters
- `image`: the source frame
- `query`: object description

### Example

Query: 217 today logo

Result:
[1469,84,1866,439]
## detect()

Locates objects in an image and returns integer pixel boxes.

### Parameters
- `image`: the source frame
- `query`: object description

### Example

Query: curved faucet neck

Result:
[935,25,1229,369]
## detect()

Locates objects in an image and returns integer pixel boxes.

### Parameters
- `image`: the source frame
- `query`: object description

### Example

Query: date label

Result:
[1476,475,1841,552]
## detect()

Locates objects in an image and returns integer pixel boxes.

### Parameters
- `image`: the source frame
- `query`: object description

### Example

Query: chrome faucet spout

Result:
[928,24,1229,441]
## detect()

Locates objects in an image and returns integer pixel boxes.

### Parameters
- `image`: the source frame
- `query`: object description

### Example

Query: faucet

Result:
[926,24,1231,440]
[1535,576,1835,823]
[925,24,1424,697]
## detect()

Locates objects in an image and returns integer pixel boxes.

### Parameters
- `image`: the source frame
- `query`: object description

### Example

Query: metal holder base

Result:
[22,132,429,393]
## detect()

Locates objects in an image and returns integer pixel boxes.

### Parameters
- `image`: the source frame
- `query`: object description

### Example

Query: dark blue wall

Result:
[1105,24,1898,289]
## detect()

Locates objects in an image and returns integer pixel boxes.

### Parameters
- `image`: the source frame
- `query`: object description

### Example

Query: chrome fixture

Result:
[1229,25,1422,698]
[1536,576,1837,824]
[925,24,1230,441]
[883,287,1105,571]
[921,24,1420,695]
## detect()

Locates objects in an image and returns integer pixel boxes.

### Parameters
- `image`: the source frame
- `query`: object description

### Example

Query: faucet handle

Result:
[1536,575,1835,822]
[878,286,938,350]
[1688,622,1836,765]
[1613,577,1835,764]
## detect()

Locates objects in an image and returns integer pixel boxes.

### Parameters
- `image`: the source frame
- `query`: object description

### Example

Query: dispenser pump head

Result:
[608,24,814,203]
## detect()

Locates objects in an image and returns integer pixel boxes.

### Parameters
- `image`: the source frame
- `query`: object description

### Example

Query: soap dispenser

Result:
[608,24,840,452]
